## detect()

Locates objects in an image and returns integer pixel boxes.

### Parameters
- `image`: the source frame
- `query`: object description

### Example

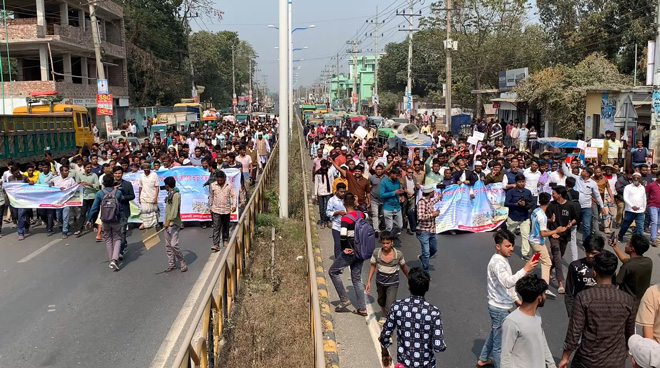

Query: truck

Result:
[1,92,93,168]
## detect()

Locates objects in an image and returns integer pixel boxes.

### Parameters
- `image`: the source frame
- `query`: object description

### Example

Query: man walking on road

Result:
[138,163,160,230]
[559,250,637,368]
[380,167,404,238]
[326,183,347,259]
[547,186,578,294]
[163,176,187,272]
[504,174,533,259]
[380,267,446,368]
[564,235,604,317]
[478,229,537,368]
[610,233,653,302]
[209,170,237,252]
[500,274,555,368]
[48,166,77,239]
[328,192,367,317]
[529,192,566,298]
[646,171,660,247]
[114,166,135,259]
[74,161,100,237]
[416,185,442,270]
[618,172,647,242]
[86,174,123,271]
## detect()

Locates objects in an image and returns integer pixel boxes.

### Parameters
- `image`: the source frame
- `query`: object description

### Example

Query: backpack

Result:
[347,211,376,260]
[99,188,120,223]
[566,189,581,220]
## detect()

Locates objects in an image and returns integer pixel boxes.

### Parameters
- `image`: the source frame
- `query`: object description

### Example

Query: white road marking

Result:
[18,239,62,263]
[150,252,220,368]
[47,305,56,312]
[364,290,386,367]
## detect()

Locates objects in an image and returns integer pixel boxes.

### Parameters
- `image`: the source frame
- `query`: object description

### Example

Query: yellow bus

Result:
[174,99,203,120]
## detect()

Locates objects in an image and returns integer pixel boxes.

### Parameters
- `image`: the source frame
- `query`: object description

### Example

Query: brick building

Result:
[0,0,129,127]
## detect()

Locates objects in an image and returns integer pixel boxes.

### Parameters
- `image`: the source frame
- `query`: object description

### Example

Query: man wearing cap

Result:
[416,185,442,270]
[334,146,348,167]
[629,334,660,368]
[618,172,647,242]
[138,163,160,230]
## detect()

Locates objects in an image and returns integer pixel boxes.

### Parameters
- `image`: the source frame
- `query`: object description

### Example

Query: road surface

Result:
[0,222,217,367]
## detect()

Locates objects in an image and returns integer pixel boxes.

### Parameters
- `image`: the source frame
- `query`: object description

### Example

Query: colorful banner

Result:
[433,182,508,233]
[96,93,113,115]
[121,167,241,223]
[3,183,83,208]
[601,93,615,132]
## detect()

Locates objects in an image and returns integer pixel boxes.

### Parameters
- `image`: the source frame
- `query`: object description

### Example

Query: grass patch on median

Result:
[217,127,312,368]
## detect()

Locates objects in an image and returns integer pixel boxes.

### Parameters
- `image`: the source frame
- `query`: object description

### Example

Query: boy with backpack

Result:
[329,192,375,317]
[365,230,409,325]
[86,174,123,271]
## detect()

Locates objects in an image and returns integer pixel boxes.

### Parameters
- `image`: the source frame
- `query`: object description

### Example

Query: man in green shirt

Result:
[163,176,187,272]
[74,162,100,236]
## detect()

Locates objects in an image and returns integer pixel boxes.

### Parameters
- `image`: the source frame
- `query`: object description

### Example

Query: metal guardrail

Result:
[296,115,326,368]
[159,140,279,368]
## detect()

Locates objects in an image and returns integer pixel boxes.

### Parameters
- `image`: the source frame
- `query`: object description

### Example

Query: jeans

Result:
[328,252,366,311]
[17,208,30,236]
[505,218,530,256]
[416,231,437,270]
[0,204,5,233]
[618,211,645,242]
[580,207,592,241]
[383,209,403,236]
[404,196,417,231]
[38,208,56,233]
[317,194,331,223]
[56,207,70,235]
[479,305,510,368]
[331,229,341,259]
[370,197,381,231]
[119,212,129,254]
[649,206,660,242]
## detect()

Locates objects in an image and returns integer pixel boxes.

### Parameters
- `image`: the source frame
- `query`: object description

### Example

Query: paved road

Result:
[317,221,660,368]
[0,221,218,368]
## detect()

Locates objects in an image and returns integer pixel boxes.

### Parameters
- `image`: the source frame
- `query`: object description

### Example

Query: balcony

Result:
[0,18,125,59]
[2,80,128,99]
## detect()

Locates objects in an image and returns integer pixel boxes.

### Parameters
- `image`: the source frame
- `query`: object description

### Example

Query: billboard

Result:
[498,68,529,90]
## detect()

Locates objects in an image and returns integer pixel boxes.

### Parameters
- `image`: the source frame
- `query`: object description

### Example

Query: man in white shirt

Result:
[523,160,541,200]
[138,163,160,230]
[516,123,529,151]
[477,229,537,368]
[129,121,137,137]
[618,172,647,243]
[49,166,77,239]
[186,133,198,151]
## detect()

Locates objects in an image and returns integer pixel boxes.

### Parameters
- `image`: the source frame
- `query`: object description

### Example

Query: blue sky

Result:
[191,0,539,91]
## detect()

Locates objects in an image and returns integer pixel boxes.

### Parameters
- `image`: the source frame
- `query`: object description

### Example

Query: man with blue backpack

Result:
[86,174,123,271]
[329,192,375,317]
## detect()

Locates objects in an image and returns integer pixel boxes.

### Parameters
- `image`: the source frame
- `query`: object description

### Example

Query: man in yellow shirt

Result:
[332,164,349,194]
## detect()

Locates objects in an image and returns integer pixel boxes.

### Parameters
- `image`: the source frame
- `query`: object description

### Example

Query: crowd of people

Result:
[306,113,660,368]
[0,116,278,272]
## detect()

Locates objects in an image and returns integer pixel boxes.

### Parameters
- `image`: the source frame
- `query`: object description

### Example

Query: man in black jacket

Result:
[113,166,136,260]
[451,158,479,186]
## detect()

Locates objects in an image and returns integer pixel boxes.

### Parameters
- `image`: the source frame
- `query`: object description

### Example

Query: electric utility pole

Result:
[397,1,421,118]
[88,1,113,136]
[346,39,361,112]
[232,42,237,112]
[444,0,457,131]
[248,58,253,113]
[367,6,384,116]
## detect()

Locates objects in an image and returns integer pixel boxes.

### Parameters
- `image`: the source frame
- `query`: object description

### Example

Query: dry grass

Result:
[217,126,312,368]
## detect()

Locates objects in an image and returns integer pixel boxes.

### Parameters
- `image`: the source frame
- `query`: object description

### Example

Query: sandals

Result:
[334,301,351,313]
[476,359,494,367]
[352,309,368,317]
[74,230,82,236]
[210,245,220,252]
[95,237,103,242]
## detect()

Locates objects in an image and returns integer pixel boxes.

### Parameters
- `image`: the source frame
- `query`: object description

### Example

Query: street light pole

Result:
[288,1,293,141]
[278,0,289,218]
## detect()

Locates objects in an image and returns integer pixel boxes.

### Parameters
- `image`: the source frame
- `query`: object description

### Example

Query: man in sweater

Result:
[477,229,537,368]
[618,172,647,242]
[500,274,555,368]
[504,174,534,259]
[646,171,660,246]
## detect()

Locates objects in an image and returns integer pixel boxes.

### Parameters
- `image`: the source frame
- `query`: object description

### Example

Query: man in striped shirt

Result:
[416,185,442,270]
